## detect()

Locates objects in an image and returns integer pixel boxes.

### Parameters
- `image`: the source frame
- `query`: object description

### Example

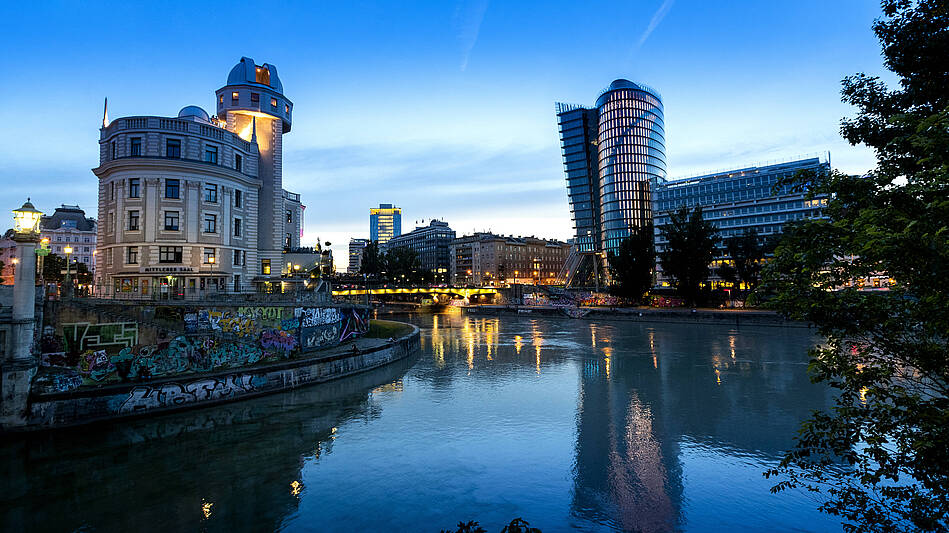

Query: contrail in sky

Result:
[637,0,674,49]
[454,0,489,71]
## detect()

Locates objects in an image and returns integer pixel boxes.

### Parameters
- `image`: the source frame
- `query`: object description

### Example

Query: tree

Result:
[607,224,655,304]
[384,246,420,282]
[42,253,66,283]
[359,241,385,277]
[658,207,719,305]
[760,2,949,530]
[725,228,772,293]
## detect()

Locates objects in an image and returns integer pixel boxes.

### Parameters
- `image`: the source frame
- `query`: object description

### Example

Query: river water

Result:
[0,310,842,532]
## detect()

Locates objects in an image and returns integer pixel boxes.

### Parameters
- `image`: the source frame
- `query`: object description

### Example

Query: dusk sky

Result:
[1,1,889,268]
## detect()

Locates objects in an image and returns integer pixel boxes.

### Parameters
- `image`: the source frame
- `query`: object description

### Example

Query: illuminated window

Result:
[218,94,224,105]
[255,66,270,86]
[285,104,290,115]
[261,259,271,275]
[231,91,239,104]
[271,98,278,109]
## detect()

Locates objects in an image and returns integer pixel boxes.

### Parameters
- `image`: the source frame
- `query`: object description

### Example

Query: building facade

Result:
[348,238,369,274]
[94,57,305,297]
[40,205,98,273]
[557,79,667,259]
[384,220,455,280]
[450,233,571,286]
[369,203,401,246]
[652,154,831,285]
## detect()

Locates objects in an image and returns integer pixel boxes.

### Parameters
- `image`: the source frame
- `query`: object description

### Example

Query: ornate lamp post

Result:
[2,200,43,429]
[63,245,73,298]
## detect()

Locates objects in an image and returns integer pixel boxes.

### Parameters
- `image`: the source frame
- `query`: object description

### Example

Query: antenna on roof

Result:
[102,97,110,128]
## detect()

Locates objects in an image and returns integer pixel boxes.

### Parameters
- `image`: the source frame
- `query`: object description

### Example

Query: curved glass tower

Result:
[595,80,666,254]
[557,79,666,285]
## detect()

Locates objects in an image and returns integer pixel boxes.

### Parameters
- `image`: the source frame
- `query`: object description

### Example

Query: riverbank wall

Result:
[463,305,808,327]
[17,320,419,431]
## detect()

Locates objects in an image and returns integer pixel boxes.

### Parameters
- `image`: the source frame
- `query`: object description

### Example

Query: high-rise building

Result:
[384,220,455,280]
[94,57,305,296]
[369,203,401,245]
[652,154,831,286]
[348,238,368,274]
[557,79,666,285]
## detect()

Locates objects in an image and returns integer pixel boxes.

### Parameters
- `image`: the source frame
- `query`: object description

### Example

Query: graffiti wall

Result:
[39,304,371,392]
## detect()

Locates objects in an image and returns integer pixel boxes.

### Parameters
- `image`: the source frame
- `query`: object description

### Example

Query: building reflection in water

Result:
[571,321,832,532]
[0,353,417,533]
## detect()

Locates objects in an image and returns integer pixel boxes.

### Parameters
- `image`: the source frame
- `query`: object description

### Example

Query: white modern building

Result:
[94,57,306,297]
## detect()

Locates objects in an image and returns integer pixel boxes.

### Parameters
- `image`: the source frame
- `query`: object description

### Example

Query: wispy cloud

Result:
[636,0,675,49]
[453,0,489,71]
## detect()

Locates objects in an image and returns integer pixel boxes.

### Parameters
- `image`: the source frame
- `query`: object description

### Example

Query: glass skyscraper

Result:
[557,79,666,284]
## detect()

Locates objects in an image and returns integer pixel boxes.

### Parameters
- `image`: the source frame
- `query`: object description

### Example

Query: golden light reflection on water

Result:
[531,321,543,374]
[290,480,303,497]
[729,334,737,359]
[648,330,657,369]
[590,324,597,347]
[514,335,522,355]
[202,500,213,519]
[602,346,612,381]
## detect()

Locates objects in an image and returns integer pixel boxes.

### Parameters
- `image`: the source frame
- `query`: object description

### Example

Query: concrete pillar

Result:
[1,236,38,430]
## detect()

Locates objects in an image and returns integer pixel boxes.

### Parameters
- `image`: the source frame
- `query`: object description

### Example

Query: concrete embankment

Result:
[463,305,808,327]
[19,320,419,431]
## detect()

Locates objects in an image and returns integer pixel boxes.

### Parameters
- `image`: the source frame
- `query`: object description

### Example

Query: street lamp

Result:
[64,245,73,296]
[209,256,216,292]
[10,199,43,367]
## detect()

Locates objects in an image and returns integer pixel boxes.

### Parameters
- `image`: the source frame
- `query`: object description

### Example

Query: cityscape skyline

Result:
[0,0,889,269]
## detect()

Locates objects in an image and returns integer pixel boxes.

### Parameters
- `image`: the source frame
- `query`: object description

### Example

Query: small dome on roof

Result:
[178,105,210,122]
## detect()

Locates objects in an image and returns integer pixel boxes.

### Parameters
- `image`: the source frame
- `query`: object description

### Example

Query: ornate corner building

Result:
[93,57,305,297]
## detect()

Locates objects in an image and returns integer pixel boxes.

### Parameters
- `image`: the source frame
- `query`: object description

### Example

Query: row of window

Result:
[111,138,245,171]
[121,245,248,267]
[222,91,291,117]
[111,178,245,208]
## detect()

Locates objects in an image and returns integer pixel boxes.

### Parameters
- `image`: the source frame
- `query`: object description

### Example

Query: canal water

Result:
[0,310,842,532]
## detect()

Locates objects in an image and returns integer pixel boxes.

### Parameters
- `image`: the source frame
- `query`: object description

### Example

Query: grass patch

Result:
[365,319,414,339]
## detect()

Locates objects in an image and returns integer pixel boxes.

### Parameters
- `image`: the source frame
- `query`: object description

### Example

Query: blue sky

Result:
[0,1,888,267]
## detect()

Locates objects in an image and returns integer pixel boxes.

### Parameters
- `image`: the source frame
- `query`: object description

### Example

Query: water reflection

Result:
[0,353,418,533]
[1,310,837,532]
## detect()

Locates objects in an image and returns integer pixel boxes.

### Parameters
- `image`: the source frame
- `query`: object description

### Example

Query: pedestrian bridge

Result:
[332,287,499,299]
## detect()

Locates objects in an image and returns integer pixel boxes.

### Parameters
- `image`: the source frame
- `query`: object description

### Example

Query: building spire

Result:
[102,97,110,128]
[250,115,257,144]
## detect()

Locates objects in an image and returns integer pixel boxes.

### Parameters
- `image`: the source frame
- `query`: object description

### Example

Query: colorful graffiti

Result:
[118,374,268,413]
[47,305,370,388]
[62,322,139,353]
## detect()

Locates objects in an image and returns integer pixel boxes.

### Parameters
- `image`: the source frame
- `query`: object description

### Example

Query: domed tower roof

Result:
[595,79,662,108]
[177,105,210,122]
[217,57,292,133]
[226,56,284,94]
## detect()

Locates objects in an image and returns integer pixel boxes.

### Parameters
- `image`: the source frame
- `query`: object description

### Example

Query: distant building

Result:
[369,203,401,246]
[348,238,368,273]
[1,205,98,285]
[41,205,98,273]
[93,57,306,297]
[384,220,455,281]
[557,79,666,285]
[450,233,571,286]
[652,154,831,286]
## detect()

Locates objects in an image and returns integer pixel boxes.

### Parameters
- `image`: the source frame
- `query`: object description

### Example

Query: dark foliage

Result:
[657,206,719,305]
[607,224,655,303]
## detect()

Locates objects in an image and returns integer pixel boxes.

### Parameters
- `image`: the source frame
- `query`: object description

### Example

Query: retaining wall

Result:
[24,321,419,430]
